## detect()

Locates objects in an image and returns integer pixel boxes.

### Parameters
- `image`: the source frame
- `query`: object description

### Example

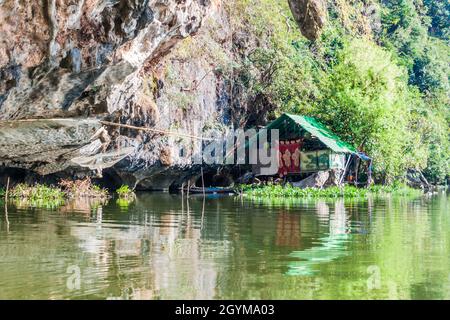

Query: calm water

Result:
[0,192,449,300]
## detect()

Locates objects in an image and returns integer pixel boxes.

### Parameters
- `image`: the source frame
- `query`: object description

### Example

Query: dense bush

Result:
[229,0,449,184]
[240,182,422,198]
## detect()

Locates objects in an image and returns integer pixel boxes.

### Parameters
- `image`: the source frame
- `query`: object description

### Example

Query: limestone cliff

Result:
[288,0,327,40]
[0,0,212,188]
[0,0,327,189]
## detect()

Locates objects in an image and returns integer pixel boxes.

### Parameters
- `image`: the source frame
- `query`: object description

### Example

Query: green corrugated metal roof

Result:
[265,113,357,154]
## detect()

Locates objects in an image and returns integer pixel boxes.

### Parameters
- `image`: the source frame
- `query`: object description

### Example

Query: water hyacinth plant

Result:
[116,185,136,200]
[8,183,66,208]
[240,183,422,198]
[9,183,66,201]
[1,179,109,209]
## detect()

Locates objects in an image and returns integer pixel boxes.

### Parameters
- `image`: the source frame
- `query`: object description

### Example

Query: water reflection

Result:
[287,200,351,276]
[0,193,448,299]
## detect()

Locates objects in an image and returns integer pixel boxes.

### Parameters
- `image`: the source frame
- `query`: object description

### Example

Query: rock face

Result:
[0,0,213,188]
[406,169,431,190]
[288,0,327,41]
[291,169,342,189]
[0,0,209,120]
[0,0,328,189]
[0,119,100,175]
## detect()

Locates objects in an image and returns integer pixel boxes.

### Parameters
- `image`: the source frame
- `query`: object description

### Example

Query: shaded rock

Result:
[0,1,275,189]
[288,0,327,41]
[237,172,256,184]
[324,168,343,187]
[292,171,330,189]
[159,147,173,166]
[406,169,431,190]
[0,119,100,175]
[291,169,343,189]
[0,0,211,180]
[0,0,209,120]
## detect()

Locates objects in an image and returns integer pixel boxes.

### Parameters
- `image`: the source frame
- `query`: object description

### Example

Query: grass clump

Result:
[10,183,66,200]
[8,183,66,208]
[116,185,135,199]
[2,178,109,209]
[241,183,422,199]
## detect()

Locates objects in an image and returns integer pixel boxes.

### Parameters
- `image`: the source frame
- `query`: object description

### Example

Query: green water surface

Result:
[0,192,449,299]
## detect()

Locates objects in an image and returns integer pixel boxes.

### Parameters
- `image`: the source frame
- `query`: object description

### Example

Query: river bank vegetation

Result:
[226,0,449,185]
[4,184,66,208]
[0,179,140,209]
[0,178,108,208]
[240,182,423,198]
[116,185,136,200]
[59,178,109,199]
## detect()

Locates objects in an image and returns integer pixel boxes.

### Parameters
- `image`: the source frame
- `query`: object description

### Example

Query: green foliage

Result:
[116,198,133,209]
[2,180,111,208]
[241,183,422,198]
[228,0,449,184]
[116,185,136,199]
[380,0,449,95]
[10,184,65,200]
[9,184,66,208]
[377,0,450,183]
[308,38,428,181]
[227,0,322,114]
[423,0,450,39]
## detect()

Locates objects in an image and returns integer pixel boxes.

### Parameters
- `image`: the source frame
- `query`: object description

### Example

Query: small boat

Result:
[180,186,236,194]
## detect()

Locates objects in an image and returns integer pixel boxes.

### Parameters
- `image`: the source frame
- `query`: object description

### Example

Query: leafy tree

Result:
[304,38,422,181]
[423,0,450,39]
[229,0,449,184]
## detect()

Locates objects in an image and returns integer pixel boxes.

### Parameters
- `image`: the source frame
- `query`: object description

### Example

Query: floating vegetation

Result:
[116,185,136,200]
[240,183,423,199]
[0,178,109,209]
[8,183,66,209]
[116,198,134,209]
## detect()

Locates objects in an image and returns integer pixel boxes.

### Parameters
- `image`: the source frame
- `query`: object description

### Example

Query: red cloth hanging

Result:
[278,140,301,176]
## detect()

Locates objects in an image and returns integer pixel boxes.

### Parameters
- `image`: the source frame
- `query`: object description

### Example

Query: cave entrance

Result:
[194,169,234,188]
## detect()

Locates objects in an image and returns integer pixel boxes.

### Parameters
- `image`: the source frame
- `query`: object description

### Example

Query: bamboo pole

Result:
[339,154,353,186]
[5,177,9,203]
[355,157,361,186]
[367,159,374,187]
[201,196,205,231]
[100,121,215,141]
[201,167,205,197]
[4,177,10,232]
[187,180,190,197]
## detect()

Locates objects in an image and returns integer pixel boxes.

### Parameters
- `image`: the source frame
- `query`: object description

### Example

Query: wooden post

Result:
[201,196,205,231]
[187,180,190,197]
[366,159,374,187]
[201,167,206,197]
[339,154,352,186]
[5,177,10,203]
[5,177,10,232]
[354,158,361,187]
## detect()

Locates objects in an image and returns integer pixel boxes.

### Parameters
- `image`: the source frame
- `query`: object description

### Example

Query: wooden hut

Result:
[250,113,372,184]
